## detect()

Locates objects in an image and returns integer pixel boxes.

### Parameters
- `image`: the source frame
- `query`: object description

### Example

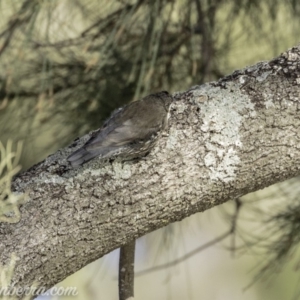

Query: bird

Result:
[67,91,173,167]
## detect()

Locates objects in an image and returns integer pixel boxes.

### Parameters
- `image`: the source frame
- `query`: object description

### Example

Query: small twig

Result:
[136,230,231,276]
[230,197,242,256]
[119,240,136,300]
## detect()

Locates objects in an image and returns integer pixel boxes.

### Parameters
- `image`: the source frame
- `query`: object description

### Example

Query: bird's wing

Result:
[84,98,164,151]
[85,119,156,151]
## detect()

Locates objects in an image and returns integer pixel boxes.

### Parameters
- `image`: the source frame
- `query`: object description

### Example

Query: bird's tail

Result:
[67,148,99,167]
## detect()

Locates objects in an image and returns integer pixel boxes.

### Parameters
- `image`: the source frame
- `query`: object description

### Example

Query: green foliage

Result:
[0,140,24,223]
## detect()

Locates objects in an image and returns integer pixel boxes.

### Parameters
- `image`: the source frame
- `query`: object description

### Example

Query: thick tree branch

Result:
[1,44,300,297]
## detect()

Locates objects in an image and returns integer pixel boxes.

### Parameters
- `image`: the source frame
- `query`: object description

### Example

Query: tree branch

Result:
[1,44,300,298]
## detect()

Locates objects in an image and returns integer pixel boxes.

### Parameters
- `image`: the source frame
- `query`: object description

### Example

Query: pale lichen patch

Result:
[256,71,272,82]
[112,162,132,180]
[166,128,178,150]
[191,83,255,183]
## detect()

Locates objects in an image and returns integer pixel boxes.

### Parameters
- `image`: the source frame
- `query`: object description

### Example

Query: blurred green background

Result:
[1,0,300,299]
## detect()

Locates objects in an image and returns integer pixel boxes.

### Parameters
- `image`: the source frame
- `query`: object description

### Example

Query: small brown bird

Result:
[67,91,173,167]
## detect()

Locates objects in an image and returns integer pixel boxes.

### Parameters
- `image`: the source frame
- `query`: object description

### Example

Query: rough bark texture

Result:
[1,44,300,296]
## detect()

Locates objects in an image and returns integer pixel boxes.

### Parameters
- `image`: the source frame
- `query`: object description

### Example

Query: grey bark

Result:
[1,44,300,297]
